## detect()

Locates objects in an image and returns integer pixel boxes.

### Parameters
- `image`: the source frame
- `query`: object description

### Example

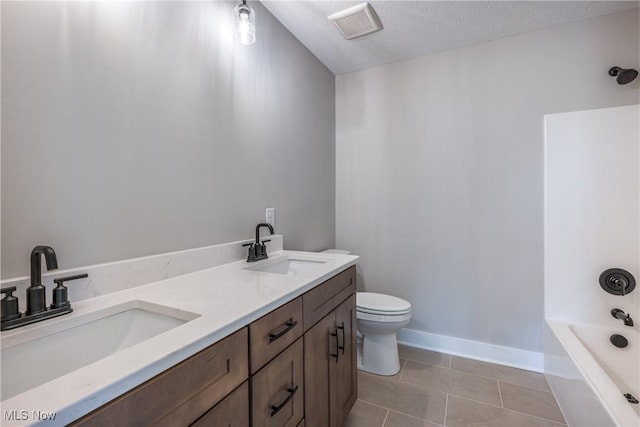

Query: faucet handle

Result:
[53,273,88,286]
[244,242,260,262]
[51,273,88,309]
[1,286,21,321]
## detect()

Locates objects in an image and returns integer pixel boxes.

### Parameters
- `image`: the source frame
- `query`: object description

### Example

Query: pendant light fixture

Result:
[234,0,256,46]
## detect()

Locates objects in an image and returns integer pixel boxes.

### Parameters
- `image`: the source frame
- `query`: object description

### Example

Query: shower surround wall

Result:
[544,104,639,427]
[335,10,639,366]
[545,105,639,325]
[1,1,335,279]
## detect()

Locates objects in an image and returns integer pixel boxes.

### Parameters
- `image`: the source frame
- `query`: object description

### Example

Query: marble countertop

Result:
[1,250,358,426]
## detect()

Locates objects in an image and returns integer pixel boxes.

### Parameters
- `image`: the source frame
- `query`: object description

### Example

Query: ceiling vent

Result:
[328,2,383,40]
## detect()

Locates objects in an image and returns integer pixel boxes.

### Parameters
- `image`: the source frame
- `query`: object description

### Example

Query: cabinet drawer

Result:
[252,337,304,427]
[73,328,248,427]
[250,297,303,374]
[191,382,249,427]
[303,266,356,331]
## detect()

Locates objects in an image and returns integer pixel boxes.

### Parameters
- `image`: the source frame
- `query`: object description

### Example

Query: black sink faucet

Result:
[255,223,274,244]
[611,308,634,327]
[244,223,275,262]
[26,245,58,315]
[1,245,87,331]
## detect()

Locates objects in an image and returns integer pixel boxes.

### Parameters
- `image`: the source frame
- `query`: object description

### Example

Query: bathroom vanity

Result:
[1,247,357,427]
[72,266,356,426]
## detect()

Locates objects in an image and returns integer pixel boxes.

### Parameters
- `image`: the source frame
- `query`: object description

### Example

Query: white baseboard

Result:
[397,327,544,373]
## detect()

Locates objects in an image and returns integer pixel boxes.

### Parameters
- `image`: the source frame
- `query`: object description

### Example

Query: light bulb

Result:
[234,2,255,46]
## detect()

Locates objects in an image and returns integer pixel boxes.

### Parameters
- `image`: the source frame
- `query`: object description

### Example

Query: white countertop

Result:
[1,250,358,426]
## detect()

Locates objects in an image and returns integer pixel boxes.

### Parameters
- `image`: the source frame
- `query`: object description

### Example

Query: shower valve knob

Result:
[599,268,636,296]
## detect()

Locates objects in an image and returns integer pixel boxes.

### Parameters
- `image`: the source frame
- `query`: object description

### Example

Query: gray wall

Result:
[1,1,336,279]
[336,11,639,353]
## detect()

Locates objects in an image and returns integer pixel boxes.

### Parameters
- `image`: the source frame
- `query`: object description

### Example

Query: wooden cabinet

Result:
[302,267,355,331]
[192,382,250,427]
[304,313,334,426]
[71,265,356,427]
[249,297,303,374]
[249,265,356,427]
[251,338,304,427]
[303,267,357,427]
[248,297,304,426]
[72,328,248,427]
[333,294,357,425]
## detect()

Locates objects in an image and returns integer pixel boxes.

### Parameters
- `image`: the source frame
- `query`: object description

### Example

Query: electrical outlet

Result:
[266,208,275,227]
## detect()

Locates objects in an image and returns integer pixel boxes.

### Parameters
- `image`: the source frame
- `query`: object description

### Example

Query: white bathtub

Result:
[546,319,639,427]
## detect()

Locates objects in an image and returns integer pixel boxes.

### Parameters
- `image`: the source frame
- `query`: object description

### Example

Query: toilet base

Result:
[359,331,401,376]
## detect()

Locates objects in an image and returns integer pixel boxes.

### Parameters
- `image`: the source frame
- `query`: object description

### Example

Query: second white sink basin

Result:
[245,256,327,276]
[1,300,199,400]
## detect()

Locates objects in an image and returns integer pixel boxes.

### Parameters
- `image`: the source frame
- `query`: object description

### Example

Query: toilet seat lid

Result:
[356,292,411,314]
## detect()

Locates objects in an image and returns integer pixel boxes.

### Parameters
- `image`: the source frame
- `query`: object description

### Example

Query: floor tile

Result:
[451,356,550,391]
[353,347,567,427]
[401,361,501,406]
[446,395,567,427]
[361,358,407,380]
[345,400,388,427]
[390,358,408,380]
[384,410,443,427]
[499,381,566,423]
[358,371,447,425]
[399,345,451,368]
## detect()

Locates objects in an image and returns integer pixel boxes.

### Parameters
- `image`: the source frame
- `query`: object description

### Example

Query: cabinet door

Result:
[252,338,304,427]
[303,311,336,427]
[190,382,249,427]
[333,294,357,427]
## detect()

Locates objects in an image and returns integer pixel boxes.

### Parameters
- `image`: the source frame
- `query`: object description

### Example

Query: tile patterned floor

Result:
[346,345,566,427]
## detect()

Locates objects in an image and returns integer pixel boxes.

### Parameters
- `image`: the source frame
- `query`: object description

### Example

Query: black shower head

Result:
[609,66,638,85]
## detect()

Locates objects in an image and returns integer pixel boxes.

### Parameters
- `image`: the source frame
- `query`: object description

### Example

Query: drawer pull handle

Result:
[337,321,345,354]
[270,385,299,417]
[269,318,298,343]
[330,330,339,362]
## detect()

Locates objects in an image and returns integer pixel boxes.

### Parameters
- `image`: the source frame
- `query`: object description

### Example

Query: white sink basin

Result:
[245,256,327,276]
[1,300,199,400]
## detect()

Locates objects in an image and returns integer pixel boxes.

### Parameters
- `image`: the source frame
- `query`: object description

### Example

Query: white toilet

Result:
[356,292,411,376]
[320,249,411,376]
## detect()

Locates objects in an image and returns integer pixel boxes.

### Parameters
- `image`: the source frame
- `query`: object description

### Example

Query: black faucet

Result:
[27,245,59,315]
[1,245,87,331]
[611,308,634,327]
[244,223,275,262]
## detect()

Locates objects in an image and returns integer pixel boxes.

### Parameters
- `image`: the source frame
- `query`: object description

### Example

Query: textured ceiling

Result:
[261,1,640,75]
